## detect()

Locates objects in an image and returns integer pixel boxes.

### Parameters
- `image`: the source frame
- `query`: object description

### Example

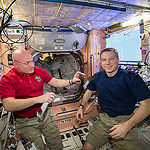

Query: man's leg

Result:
[41,109,63,150]
[0,115,8,147]
[84,113,140,150]
[112,115,140,150]
[16,117,46,150]
[113,126,140,150]
[84,113,111,149]
[82,141,95,150]
[138,119,150,150]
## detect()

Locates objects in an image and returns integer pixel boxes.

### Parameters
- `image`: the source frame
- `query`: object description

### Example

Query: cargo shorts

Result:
[86,113,140,150]
[16,108,63,150]
[138,118,150,150]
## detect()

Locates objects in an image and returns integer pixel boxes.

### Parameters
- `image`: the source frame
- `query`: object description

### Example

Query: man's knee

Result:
[82,141,95,150]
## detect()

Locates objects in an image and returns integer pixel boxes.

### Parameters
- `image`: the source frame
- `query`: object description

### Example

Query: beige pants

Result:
[0,115,8,148]
[138,118,150,150]
[16,108,63,150]
[86,113,140,150]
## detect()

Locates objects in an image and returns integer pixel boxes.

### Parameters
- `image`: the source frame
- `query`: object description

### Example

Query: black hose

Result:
[73,125,85,145]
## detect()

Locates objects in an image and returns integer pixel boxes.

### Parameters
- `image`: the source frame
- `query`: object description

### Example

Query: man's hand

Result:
[37,92,56,104]
[76,106,84,121]
[109,122,132,139]
[72,71,85,83]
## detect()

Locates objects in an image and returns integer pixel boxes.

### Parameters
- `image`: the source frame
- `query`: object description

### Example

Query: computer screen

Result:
[106,27,141,61]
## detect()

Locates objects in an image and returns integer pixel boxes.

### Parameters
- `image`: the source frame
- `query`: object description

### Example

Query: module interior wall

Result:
[80,29,106,81]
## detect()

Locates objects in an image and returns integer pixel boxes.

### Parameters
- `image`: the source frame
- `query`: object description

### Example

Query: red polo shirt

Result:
[0,66,53,117]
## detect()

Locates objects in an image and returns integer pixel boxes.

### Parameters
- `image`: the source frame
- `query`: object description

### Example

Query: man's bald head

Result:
[12,50,31,62]
[12,50,34,74]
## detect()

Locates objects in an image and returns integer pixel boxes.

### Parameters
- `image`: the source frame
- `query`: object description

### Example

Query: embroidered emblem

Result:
[35,76,41,82]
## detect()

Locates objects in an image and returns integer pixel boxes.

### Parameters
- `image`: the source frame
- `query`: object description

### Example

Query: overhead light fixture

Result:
[51,28,58,32]
[70,25,87,33]
[121,12,150,27]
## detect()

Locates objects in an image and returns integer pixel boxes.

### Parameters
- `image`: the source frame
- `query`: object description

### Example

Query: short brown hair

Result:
[100,48,118,58]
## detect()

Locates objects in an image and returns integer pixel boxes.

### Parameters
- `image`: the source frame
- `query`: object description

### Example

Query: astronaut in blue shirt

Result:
[76,48,150,150]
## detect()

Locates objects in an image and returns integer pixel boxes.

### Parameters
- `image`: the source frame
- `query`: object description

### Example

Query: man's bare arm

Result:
[109,98,150,139]
[2,92,56,112]
[126,98,150,128]
[48,71,85,87]
[80,89,93,106]
[76,89,93,121]
[48,78,70,87]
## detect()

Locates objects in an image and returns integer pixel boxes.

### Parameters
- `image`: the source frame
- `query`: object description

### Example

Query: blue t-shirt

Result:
[87,68,150,117]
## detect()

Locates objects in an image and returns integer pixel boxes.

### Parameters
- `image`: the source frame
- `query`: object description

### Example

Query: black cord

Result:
[6,0,16,12]
[1,0,16,34]
[0,1,33,45]
[0,20,33,44]
[0,49,10,58]
[144,28,150,36]
[0,62,12,69]
[144,51,150,65]
[0,25,25,44]
[73,125,85,145]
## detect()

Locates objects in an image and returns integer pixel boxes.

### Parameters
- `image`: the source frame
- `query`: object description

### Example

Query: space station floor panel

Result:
[50,102,113,150]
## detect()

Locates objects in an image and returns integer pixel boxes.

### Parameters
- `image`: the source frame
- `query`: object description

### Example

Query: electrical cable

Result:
[0,20,33,44]
[0,24,25,44]
[1,0,16,34]
[0,0,33,45]
[144,28,150,35]
[17,20,34,42]
[73,125,85,145]
[0,62,11,69]
[0,49,10,58]
[3,0,16,14]
[144,51,150,65]
[0,45,17,69]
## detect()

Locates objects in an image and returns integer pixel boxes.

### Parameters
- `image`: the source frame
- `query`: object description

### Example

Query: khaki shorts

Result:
[138,118,150,150]
[86,113,140,150]
[0,115,8,145]
[16,108,63,150]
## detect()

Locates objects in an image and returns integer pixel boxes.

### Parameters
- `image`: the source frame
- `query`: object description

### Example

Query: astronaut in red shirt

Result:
[0,49,85,150]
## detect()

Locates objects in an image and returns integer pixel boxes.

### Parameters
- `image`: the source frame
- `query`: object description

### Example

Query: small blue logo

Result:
[35,76,41,82]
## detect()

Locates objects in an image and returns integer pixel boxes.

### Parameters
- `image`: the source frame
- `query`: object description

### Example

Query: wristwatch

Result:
[78,103,84,109]
[69,79,75,85]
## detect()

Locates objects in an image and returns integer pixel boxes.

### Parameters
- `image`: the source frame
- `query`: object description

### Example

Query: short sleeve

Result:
[0,76,15,100]
[87,73,98,91]
[128,73,150,101]
[41,68,53,83]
